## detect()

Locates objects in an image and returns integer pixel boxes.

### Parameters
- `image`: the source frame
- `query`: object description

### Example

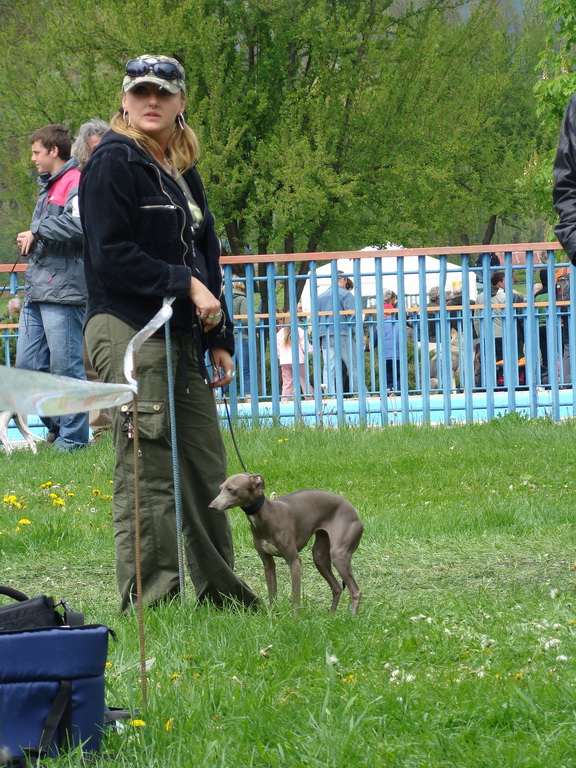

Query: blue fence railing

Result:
[219,244,576,426]
[1,244,575,429]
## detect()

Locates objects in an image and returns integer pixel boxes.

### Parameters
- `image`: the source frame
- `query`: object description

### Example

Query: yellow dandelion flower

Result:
[92,489,101,496]
[18,519,31,526]
[165,718,174,732]
[569,619,575,626]
[170,673,182,681]
[14,526,20,532]
[68,493,75,497]
[44,481,53,488]
[129,719,146,727]
[495,673,501,679]
[105,661,112,669]
[52,498,64,506]
[49,493,58,499]
[12,501,22,509]
[8,495,17,502]
[342,674,356,684]
[515,673,523,680]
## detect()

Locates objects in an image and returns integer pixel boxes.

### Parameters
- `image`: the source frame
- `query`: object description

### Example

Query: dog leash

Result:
[222,393,248,473]
[208,350,248,473]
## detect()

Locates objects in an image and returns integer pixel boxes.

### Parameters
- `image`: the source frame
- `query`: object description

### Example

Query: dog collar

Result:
[242,493,266,516]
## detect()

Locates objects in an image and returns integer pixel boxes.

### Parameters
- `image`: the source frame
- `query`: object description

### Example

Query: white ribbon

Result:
[124,298,175,387]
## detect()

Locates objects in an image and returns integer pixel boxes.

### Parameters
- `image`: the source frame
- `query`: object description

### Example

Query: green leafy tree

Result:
[0,0,551,283]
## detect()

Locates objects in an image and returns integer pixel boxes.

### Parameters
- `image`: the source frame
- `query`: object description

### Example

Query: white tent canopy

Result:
[299,246,477,311]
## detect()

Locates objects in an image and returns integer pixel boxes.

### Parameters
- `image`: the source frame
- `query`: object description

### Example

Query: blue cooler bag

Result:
[0,624,112,760]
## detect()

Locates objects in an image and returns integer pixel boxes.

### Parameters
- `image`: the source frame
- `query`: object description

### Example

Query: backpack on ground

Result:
[0,586,129,766]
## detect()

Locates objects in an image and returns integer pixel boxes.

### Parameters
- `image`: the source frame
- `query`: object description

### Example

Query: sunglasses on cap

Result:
[125,58,183,81]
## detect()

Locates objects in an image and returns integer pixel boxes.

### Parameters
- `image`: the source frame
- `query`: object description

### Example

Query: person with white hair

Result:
[72,119,110,170]
[73,119,114,441]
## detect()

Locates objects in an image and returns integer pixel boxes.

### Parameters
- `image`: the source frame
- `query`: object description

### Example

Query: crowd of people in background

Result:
[2,120,573,419]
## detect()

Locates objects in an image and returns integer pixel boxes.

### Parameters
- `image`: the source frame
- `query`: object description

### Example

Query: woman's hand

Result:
[210,348,235,389]
[190,277,223,331]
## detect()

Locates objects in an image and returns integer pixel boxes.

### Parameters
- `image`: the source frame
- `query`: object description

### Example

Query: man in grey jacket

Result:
[15,124,89,451]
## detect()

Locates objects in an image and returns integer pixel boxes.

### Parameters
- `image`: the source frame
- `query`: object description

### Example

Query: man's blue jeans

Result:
[16,301,89,449]
[321,334,358,395]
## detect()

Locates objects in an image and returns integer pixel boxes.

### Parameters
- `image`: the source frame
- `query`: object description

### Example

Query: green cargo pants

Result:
[85,314,259,613]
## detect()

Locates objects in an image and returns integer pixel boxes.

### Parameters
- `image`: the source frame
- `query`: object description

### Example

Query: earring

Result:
[177,113,185,131]
[123,110,131,126]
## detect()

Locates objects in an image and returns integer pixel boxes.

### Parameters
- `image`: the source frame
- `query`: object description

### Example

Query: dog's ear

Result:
[249,474,265,490]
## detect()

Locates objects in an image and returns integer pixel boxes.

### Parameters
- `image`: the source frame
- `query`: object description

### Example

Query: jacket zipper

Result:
[149,163,204,339]
[150,164,188,266]
[140,204,178,210]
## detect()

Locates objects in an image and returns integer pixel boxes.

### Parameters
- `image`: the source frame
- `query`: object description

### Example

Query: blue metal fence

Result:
[2,244,575,430]
[220,245,576,426]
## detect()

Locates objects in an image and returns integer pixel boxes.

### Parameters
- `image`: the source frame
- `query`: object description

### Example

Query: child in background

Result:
[276,323,314,401]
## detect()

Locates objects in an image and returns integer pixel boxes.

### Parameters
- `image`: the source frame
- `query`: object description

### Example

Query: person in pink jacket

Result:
[276,322,314,401]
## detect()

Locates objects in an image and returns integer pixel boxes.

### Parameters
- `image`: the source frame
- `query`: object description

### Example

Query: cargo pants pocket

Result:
[119,401,166,440]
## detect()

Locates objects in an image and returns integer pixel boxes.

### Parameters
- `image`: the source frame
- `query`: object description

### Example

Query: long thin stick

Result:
[165,319,186,600]
[131,353,147,707]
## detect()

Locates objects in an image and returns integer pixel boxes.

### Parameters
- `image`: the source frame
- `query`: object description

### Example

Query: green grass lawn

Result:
[2,418,576,767]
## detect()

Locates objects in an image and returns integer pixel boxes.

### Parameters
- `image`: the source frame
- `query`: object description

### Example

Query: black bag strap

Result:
[0,586,29,602]
[103,708,136,723]
[39,679,73,754]
[63,609,84,627]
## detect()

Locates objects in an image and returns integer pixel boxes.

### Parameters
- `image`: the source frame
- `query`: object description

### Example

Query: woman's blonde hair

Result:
[110,105,200,175]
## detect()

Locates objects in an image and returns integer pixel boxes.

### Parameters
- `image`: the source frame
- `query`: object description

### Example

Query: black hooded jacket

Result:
[79,130,233,355]
[553,93,576,264]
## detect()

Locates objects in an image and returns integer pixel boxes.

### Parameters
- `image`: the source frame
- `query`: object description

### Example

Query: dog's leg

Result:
[312,531,343,611]
[0,412,13,454]
[259,552,278,606]
[331,551,362,615]
[286,551,302,618]
[13,414,38,455]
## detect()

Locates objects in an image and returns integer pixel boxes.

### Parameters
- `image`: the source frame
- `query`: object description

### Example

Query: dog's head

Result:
[208,473,266,511]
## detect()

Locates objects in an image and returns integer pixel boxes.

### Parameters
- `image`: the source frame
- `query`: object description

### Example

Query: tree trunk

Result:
[482,215,497,245]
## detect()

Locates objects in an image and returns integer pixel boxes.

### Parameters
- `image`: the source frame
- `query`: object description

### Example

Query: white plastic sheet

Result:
[0,300,174,416]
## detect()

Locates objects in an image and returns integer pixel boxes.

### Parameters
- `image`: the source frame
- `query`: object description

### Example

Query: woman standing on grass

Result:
[80,54,259,613]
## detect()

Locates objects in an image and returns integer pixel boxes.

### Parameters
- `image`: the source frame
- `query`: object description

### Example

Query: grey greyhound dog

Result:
[209,473,363,616]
